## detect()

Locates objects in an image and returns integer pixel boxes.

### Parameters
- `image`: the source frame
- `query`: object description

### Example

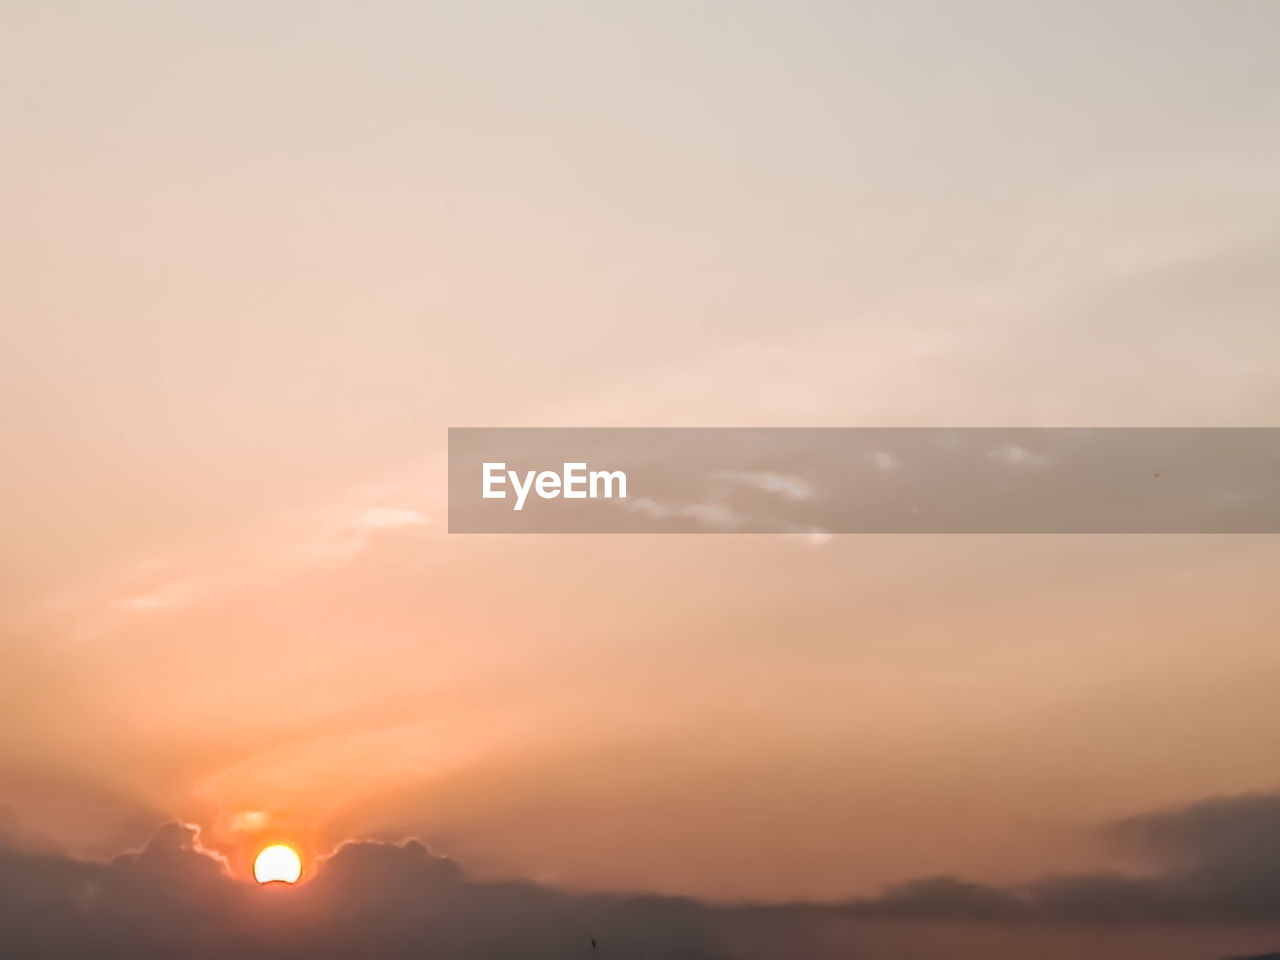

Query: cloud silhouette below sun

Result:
[4,791,1280,958]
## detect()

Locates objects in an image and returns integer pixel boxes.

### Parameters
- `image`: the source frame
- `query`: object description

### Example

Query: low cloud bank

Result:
[0,822,725,959]
[829,791,1280,925]
[4,792,1280,958]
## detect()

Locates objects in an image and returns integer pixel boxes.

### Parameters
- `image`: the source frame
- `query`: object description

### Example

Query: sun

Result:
[253,844,302,884]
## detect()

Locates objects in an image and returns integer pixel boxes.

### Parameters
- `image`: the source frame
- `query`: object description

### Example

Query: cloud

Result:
[113,502,432,614]
[716,471,813,501]
[837,792,1280,925]
[117,577,215,612]
[988,442,1049,468]
[868,451,898,472]
[782,525,832,547]
[7,792,1280,958]
[623,497,747,529]
[680,503,747,529]
[623,496,672,520]
[0,825,728,960]
[855,875,1026,921]
[355,507,427,531]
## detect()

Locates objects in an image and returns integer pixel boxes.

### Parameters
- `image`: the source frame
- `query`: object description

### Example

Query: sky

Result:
[2,1,1280,953]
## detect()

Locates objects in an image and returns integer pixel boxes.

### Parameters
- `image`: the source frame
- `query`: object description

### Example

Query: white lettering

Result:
[590,469,627,499]
[535,470,561,499]
[562,462,587,499]
[482,462,506,499]
[509,469,536,511]
[481,462,627,510]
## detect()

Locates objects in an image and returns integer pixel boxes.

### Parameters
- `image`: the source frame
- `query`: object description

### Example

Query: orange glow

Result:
[253,844,302,884]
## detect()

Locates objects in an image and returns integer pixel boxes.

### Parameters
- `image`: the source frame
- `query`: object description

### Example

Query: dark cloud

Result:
[0,825,728,959]
[833,792,1280,926]
[5,792,1280,958]
[850,876,1029,921]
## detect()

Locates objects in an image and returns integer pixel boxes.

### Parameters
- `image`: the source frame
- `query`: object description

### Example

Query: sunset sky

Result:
[3,0,1280,936]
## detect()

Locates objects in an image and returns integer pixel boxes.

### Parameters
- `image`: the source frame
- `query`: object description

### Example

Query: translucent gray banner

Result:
[448,428,1280,533]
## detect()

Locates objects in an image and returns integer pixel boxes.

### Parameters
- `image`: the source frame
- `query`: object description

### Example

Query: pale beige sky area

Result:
[2,1,1279,901]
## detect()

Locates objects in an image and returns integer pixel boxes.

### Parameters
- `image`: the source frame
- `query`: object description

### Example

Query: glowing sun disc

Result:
[253,844,302,884]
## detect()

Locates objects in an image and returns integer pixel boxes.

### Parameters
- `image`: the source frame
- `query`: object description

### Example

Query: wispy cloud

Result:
[716,470,813,500]
[681,503,746,529]
[868,450,898,472]
[356,507,427,531]
[115,499,433,615]
[624,497,746,529]
[989,443,1049,468]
